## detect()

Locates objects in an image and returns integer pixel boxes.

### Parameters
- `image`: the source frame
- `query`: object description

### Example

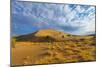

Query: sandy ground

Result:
[12,41,96,66]
[12,42,48,65]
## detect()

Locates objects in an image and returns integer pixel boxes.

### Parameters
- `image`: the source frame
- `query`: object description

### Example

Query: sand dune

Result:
[11,29,96,66]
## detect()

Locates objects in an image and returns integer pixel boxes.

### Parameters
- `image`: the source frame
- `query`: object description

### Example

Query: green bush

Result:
[11,37,16,48]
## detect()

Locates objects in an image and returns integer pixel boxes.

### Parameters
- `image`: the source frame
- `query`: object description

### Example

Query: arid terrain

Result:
[11,29,96,66]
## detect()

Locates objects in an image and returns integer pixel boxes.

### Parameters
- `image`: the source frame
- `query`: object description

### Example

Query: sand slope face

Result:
[11,29,96,66]
[35,29,69,39]
[16,29,74,42]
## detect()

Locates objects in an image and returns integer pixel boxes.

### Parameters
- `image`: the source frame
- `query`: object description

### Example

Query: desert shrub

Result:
[90,42,96,46]
[45,36,55,42]
[62,35,65,38]
[67,34,71,36]
[79,38,85,42]
[11,37,16,48]
[46,36,50,42]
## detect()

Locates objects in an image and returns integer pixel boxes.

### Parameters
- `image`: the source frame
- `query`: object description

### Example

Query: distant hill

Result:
[15,29,95,42]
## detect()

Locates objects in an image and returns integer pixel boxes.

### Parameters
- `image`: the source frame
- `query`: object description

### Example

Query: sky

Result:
[11,0,96,36]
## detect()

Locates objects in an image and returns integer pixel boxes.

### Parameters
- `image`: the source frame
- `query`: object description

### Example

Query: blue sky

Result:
[11,0,96,36]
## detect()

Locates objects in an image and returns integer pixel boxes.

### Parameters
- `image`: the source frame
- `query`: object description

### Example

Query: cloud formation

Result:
[11,0,96,35]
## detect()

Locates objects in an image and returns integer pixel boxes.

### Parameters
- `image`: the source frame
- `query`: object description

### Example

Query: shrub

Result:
[62,35,65,38]
[11,37,16,48]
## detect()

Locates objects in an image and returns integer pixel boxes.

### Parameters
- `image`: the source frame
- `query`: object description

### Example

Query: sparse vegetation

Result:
[12,29,96,65]
[11,37,16,48]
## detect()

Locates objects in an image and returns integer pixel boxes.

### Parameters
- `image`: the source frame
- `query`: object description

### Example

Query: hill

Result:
[15,29,95,43]
[12,29,96,66]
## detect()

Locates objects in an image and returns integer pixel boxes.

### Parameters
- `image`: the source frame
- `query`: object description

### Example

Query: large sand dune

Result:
[11,29,96,66]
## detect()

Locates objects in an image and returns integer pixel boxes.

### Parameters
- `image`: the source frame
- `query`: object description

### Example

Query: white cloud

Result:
[12,1,96,35]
